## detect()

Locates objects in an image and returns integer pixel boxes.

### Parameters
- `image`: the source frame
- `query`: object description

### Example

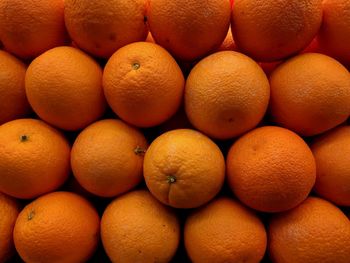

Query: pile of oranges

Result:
[0,0,350,262]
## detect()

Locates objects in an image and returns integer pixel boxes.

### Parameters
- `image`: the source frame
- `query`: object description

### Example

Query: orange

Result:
[0,119,70,199]
[0,0,67,59]
[231,0,323,61]
[25,46,106,131]
[311,126,350,206]
[148,0,231,61]
[185,51,270,139]
[269,53,350,136]
[184,197,267,263]
[64,0,148,58]
[101,190,180,263]
[269,197,350,263]
[14,191,100,263]
[227,126,316,212]
[71,119,148,197]
[318,0,350,66]
[0,192,20,262]
[0,50,31,125]
[144,129,225,208]
[103,42,184,127]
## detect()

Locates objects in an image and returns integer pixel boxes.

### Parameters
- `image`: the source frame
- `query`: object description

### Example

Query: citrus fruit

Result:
[101,190,180,263]
[14,191,100,263]
[144,129,225,208]
[0,50,31,125]
[185,51,270,139]
[103,42,184,127]
[269,197,350,263]
[25,46,106,131]
[0,119,70,199]
[0,0,67,58]
[269,53,350,136]
[311,125,350,206]
[71,119,148,197]
[184,197,267,263]
[64,0,148,58]
[227,126,316,212]
[0,192,20,262]
[318,0,350,66]
[148,0,231,61]
[231,0,322,61]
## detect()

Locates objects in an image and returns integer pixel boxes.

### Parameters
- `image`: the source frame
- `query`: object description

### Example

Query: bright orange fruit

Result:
[144,129,225,208]
[269,197,350,263]
[148,0,231,61]
[227,126,316,212]
[231,0,322,61]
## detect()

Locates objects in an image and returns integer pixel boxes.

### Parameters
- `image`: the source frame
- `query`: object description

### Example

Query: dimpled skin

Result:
[184,197,267,263]
[25,47,106,131]
[318,0,350,66]
[227,126,316,212]
[269,197,350,263]
[143,129,225,208]
[101,190,180,263]
[14,192,100,263]
[269,53,350,137]
[71,119,148,197]
[0,193,20,262]
[64,0,148,58]
[148,0,231,61]
[0,119,70,199]
[0,0,67,59]
[0,50,31,125]
[311,126,350,206]
[103,42,185,127]
[185,51,270,140]
[231,0,322,61]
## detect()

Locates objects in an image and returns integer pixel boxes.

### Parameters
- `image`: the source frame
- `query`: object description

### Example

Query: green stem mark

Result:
[20,135,29,142]
[167,175,177,184]
[134,146,146,156]
[132,62,140,70]
[28,210,35,221]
